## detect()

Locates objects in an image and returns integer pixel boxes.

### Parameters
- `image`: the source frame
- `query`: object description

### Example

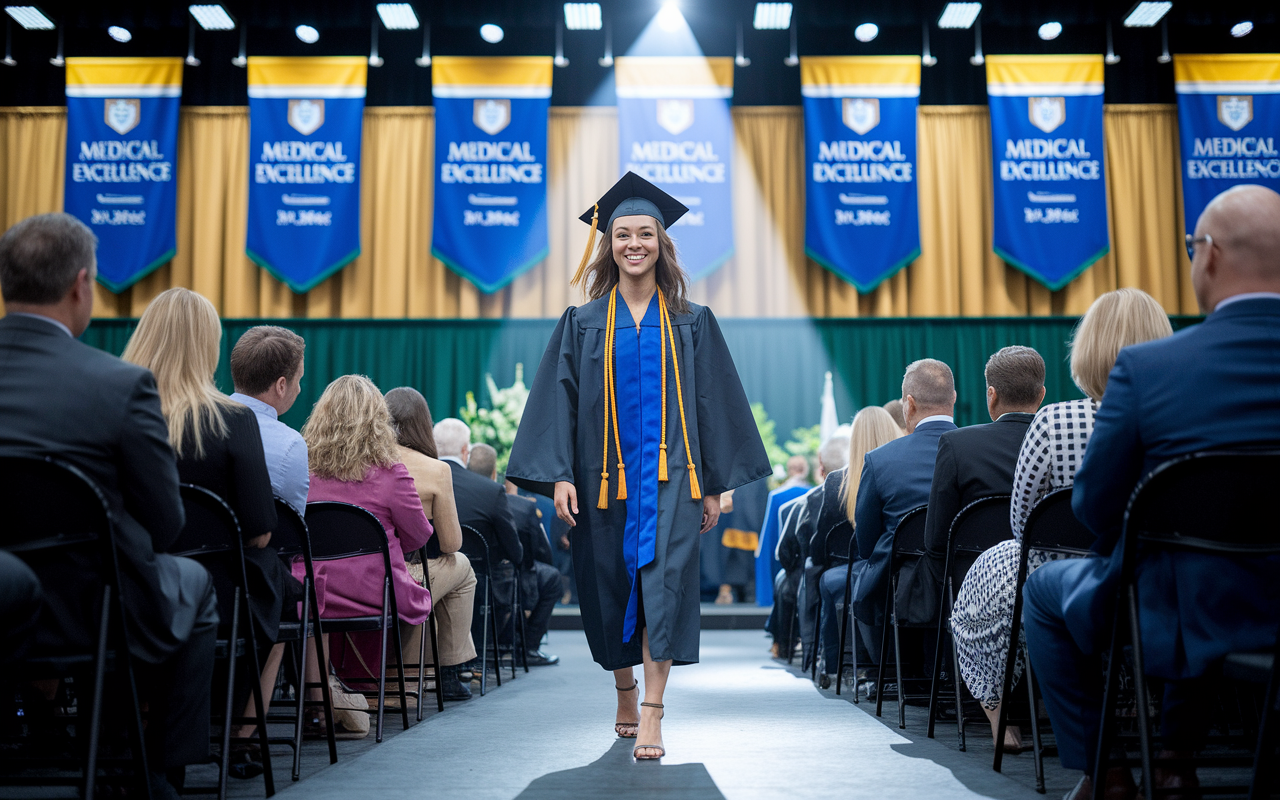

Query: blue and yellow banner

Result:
[1175,55,1280,236]
[246,57,366,293]
[802,56,920,292]
[615,56,734,280]
[431,56,552,292]
[64,58,182,292]
[987,55,1108,290]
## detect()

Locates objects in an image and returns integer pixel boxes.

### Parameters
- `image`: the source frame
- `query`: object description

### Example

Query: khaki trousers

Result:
[401,552,477,668]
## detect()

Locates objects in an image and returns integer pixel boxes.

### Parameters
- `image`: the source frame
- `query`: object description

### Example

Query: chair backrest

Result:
[946,494,1013,587]
[1022,487,1093,555]
[1125,451,1280,556]
[172,484,241,557]
[0,456,110,554]
[271,498,308,558]
[891,505,930,560]
[304,501,391,561]
[824,519,854,565]
[458,524,491,573]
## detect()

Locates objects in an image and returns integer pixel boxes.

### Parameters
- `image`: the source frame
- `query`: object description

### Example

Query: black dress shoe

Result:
[524,650,560,666]
[439,666,472,701]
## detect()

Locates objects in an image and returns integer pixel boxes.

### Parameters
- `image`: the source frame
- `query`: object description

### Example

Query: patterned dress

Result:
[950,399,1098,708]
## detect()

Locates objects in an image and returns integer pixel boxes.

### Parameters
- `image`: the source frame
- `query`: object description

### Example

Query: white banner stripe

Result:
[801,85,920,98]
[66,85,182,98]
[987,83,1104,97]
[431,86,552,99]
[1176,81,1280,95]
[247,86,367,99]
[615,86,733,99]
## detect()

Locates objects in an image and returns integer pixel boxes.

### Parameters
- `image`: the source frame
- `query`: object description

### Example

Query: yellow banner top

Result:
[614,56,734,98]
[432,56,553,88]
[247,56,367,89]
[986,55,1104,97]
[801,56,920,87]
[65,57,183,97]
[1174,54,1280,92]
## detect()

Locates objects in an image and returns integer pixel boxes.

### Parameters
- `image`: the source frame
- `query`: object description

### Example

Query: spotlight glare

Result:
[108,25,132,42]
[4,6,55,30]
[480,23,504,43]
[1123,2,1171,27]
[376,3,419,30]
[656,1,684,33]
[854,22,878,42]
[937,2,982,29]
[295,24,319,43]
[564,3,602,31]
[1231,20,1253,38]
[189,5,235,30]
[1038,21,1062,40]
[753,2,792,30]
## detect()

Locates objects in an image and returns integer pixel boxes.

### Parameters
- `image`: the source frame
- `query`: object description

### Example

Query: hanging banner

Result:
[246,57,366,293]
[987,55,1108,290]
[1175,54,1280,237]
[431,56,552,292]
[802,56,920,292]
[64,58,182,292]
[615,56,734,280]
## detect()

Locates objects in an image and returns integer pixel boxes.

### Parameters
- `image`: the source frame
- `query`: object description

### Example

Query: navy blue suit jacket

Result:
[851,418,956,624]
[1067,297,1280,678]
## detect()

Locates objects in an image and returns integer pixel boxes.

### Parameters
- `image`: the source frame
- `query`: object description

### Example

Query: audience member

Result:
[882,399,907,434]
[756,455,812,607]
[434,419,523,566]
[952,291,1172,751]
[384,386,478,701]
[0,213,218,798]
[898,346,1045,630]
[796,434,851,681]
[768,492,811,657]
[712,476,769,604]
[1025,184,1280,800]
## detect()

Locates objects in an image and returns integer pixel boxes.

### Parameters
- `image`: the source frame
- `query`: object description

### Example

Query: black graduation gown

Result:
[507,296,771,670]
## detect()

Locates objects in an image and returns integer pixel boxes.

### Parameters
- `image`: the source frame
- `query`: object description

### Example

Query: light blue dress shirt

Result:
[229,392,309,515]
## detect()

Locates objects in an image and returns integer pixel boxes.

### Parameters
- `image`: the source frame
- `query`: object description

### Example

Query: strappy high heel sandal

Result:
[614,682,639,738]
[633,702,665,760]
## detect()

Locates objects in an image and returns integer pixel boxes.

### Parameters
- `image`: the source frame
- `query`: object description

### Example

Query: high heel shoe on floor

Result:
[615,682,639,738]
[633,702,665,760]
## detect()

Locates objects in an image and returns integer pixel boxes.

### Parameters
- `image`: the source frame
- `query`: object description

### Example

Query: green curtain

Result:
[82,316,1198,436]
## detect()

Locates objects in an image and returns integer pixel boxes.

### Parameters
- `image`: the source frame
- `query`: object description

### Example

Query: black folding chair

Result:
[304,501,411,743]
[991,488,1094,791]
[172,484,275,799]
[873,504,930,727]
[814,519,853,692]
[401,545,446,720]
[264,499,337,779]
[1093,452,1280,800]
[927,494,1013,749]
[1224,635,1280,800]
[458,524,506,696]
[0,456,151,800]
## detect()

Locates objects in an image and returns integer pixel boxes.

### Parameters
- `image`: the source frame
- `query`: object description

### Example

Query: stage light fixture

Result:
[189,5,234,31]
[376,4,419,30]
[753,2,792,30]
[4,6,54,30]
[108,25,131,42]
[564,3,602,31]
[1038,21,1062,40]
[480,23,504,43]
[656,1,683,33]
[1231,20,1252,38]
[1123,2,1171,27]
[295,24,319,43]
[855,22,878,42]
[937,3,981,30]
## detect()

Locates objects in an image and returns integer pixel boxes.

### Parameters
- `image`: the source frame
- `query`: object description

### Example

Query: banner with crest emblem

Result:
[246,57,366,293]
[1175,55,1280,237]
[987,55,1108,290]
[801,56,920,291]
[64,58,182,292]
[615,56,734,280]
[431,57,552,292]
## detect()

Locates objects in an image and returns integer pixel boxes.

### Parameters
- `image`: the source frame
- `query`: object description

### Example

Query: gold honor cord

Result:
[659,292,702,501]
[598,288,627,510]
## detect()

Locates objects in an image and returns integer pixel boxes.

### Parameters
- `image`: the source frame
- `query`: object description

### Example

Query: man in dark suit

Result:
[850,360,958,669]
[1025,184,1280,800]
[899,345,1045,627]
[0,213,218,798]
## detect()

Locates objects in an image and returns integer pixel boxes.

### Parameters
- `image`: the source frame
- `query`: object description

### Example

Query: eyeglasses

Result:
[1185,233,1213,260]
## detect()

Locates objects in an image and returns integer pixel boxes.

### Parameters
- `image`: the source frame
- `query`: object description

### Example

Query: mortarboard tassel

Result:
[571,203,600,289]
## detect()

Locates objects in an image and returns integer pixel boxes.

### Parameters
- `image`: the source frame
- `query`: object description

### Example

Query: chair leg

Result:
[291,587,312,781]
[994,578,1027,773]
[785,600,797,665]
[1126,587,1154,800]
[893,605,907,730]
[390,614,410,731]
[876,580,894,719]
[416,619,427,723]
[219,591,241,800]
[811,596,821,681]
[310,620,337,764]
[84,588,111,800]
[926,590,948,740]
[109,583,152,800]
[836,562,853,698]
[241,607,275,797]
[375,581,390,743]
[489,578,503,689]
[427,615,444,713]
[478,576,490,697]
[1026,662,1046,794]
[518,599,530,674]
[952,626,966,752]
[1092,595,1128,800]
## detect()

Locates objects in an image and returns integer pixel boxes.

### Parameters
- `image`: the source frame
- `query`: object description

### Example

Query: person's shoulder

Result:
[571,297,609,329]
[1035,398,1096,425]
[398,445,450,478]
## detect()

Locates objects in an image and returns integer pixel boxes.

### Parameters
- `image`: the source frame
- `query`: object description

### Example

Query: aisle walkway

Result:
[274,630,1045,800]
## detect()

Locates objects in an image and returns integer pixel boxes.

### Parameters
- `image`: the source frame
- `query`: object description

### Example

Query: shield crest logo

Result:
[473,99,511,135]
[1217,96,1253,132]
[1028,97,1066,134]
[656,99,694,136]
[288,99,325,136]
[104,99,140,135]
[842,98,880,135]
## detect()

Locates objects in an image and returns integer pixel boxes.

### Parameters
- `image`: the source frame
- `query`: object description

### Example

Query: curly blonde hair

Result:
[302,375,399,482]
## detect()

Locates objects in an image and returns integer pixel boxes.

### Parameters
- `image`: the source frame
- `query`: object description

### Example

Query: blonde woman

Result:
[950,288,1173,751]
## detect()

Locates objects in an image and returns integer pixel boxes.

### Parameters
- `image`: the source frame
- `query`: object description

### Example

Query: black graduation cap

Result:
[572,172,688,287]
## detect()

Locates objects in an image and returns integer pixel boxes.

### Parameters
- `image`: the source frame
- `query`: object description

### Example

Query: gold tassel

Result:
[571,203,600,288]
[616,463,628,500]
[688,465,702,501]
[658,445,669,482]
[597,471,610,510]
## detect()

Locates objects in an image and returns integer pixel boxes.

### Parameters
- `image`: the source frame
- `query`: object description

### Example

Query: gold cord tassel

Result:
[688,464,702,501]
[597,471,610,510]
[571,203,600,289]
[658,445,669,482]
[616,463,628,500]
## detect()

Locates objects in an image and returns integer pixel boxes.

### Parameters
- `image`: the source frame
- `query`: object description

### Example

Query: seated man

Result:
[0,213,218,799]
[1025,185,1280,800]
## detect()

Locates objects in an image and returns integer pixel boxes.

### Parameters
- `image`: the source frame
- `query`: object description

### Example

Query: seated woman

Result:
[384,386,478,701]
[122,287,298,773]
[950,288,1173,751]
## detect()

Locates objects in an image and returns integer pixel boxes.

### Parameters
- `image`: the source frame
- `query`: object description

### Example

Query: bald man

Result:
[1024,184,1280,800]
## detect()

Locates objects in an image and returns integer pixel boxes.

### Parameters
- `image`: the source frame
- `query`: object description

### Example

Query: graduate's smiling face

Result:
[611,215,660,280]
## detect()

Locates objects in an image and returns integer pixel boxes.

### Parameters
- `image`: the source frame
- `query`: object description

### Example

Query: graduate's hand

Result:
[554,481,578,527]
[699,494,721,534]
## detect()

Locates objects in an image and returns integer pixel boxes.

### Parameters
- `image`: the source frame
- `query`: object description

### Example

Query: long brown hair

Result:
[584,221,691,315]
[385,386,438,459]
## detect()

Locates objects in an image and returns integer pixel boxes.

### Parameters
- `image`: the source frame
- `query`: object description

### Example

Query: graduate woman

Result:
[507,173,771,760]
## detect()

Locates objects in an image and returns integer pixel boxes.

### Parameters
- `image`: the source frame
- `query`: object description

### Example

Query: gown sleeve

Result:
[691,307,772,497]
[507,307,580,498]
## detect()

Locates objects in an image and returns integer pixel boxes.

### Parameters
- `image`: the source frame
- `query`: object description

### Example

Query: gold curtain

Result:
[0,103,1195,319]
